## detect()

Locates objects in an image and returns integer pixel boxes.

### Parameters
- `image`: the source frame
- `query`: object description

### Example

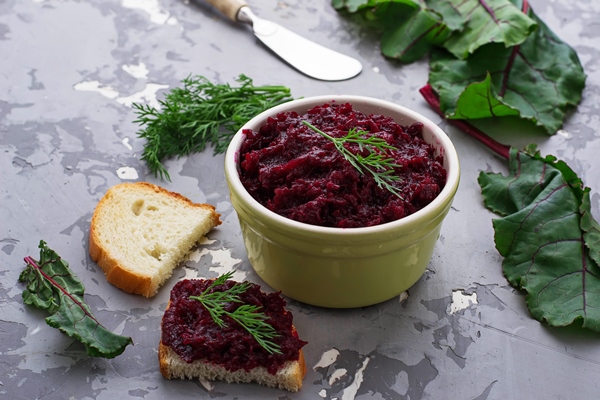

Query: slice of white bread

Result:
[89,182,221,297]
[158,341,306,392]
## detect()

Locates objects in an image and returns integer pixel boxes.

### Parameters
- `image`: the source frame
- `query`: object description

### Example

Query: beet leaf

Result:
[334,0,585,134]
[19,241,133,358]
[332,0,536,62]
[478,147,600,331]
[332,0,448,63]
[433,0,537,59]
[420,85,600,332]
[429,3,585,134]
[379,4,450,64]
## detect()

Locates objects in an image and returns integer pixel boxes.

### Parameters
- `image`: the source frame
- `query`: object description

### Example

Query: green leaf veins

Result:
[478,146,600,332]
[19,241,133,358]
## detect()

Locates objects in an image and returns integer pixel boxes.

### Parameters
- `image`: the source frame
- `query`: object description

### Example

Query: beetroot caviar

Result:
[238,102,447,228]
[161,279,307,375]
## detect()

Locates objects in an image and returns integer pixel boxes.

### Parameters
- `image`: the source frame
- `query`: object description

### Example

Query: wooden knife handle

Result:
[205,0,248,21]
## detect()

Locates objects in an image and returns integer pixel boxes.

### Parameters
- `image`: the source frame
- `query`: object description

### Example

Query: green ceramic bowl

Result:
[224,95,460,308]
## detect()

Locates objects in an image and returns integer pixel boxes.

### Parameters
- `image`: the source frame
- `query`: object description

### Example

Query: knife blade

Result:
[206,0,363,81]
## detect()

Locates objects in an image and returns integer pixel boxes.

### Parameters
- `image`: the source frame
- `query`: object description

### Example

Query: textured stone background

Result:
[1,1,599,399]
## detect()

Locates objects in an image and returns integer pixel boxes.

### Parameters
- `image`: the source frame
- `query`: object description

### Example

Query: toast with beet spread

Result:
[89,182,221,297]
[158,278,307,392]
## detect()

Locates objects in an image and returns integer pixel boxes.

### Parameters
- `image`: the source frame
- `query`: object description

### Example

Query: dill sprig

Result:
[302,121,403,198]
[189,271,282,355]
[133,74,294,181]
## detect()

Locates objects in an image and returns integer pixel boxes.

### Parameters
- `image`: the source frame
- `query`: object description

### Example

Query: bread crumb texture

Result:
[159,343,306,392]
[89,182,221,297]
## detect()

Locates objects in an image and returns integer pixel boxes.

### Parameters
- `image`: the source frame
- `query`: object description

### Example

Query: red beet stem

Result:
[23,255,102,324]
[419,84,510,160]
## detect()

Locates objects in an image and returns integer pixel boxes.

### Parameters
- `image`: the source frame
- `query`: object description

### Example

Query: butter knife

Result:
[206,0,363,81]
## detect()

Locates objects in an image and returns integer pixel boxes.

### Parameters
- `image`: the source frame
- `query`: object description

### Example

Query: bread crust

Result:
[89,229,154,295]
[89,182,221,297]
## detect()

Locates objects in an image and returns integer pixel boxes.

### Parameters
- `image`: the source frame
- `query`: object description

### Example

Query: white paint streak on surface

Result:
[187,249,202,263]
[208,255,246,282]
[122,137,133,151]
[392,370,409,396]
[187,243,245,281]
[313,348,340,370]
[122,62,149,79]
[181,264,202,280]
[73,80,119,99]
[216,200,232,212]
[557,129,572,139]
[398,291,409,303]
[187,238,217,262]
[199,377,214,391]
[329,368,347,385]
[122,0,174,25]
[341,357,370,400]
[112,318,127,335]
[116,166,139,180]
[318,389,327,398]
[194,248,242,270]
[449,290,478,314]
[116,83,169,109]
[213,249,243,267]
[15,351,75,373]
[199,237,217,245]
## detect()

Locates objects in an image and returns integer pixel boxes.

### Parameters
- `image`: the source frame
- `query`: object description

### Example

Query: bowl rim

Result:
[224,94,460,236]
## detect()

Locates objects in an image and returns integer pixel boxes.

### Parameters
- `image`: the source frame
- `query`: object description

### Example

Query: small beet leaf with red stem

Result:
[19,241,133,358]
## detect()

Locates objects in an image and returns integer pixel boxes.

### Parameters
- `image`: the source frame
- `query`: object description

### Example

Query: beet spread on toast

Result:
[159,277,307,390]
